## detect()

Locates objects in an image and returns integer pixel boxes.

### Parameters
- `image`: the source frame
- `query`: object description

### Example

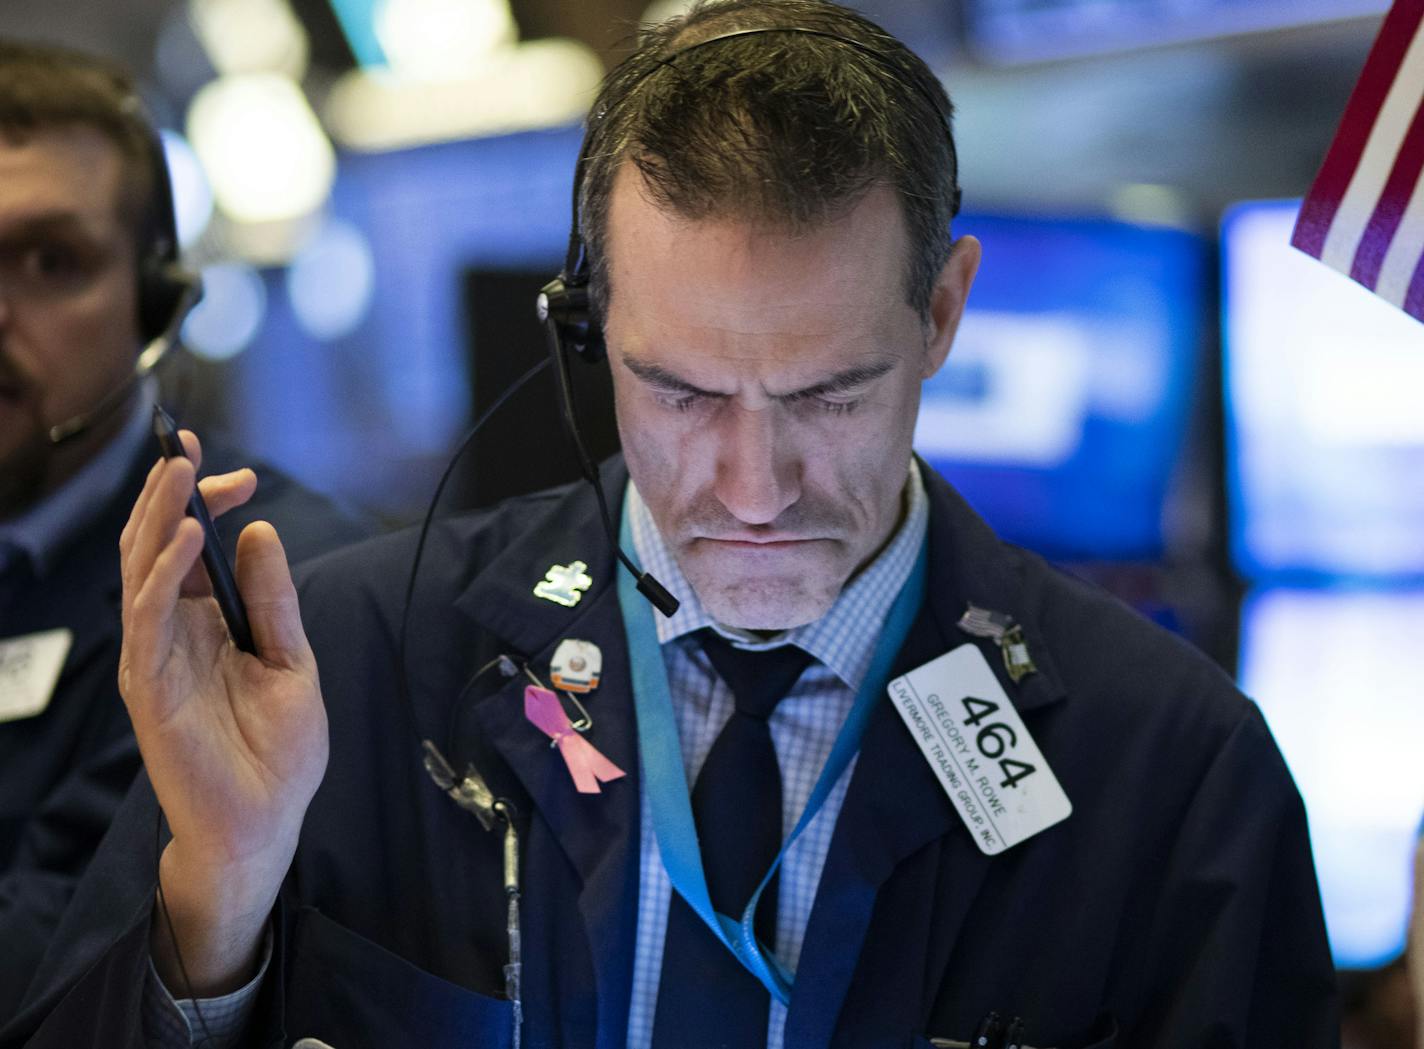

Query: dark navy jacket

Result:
[0,435,368,1021]
[2,461,1337,1048]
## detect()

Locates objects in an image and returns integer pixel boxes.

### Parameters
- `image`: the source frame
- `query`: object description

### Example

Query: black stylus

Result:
[152,405,256,653]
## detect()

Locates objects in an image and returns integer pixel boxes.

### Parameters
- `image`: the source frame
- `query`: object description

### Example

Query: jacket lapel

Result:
[452,463,642,1049]
[785,464,1069,1048]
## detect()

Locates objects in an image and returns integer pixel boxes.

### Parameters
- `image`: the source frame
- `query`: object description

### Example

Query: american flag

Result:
[1293,0,1424,322]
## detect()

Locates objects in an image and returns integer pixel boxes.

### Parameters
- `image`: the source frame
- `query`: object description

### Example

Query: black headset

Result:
[536,24,964,365]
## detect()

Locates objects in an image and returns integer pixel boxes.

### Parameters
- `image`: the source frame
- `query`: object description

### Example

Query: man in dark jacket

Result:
[2,3,1338,1047]
[0,41,368,1020]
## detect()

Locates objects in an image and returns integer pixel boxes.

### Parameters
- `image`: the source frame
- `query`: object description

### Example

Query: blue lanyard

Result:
[618,508,928,1004]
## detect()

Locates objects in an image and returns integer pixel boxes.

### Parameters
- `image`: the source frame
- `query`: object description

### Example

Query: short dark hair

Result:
[579,0,960,323]
[0,40,161,258]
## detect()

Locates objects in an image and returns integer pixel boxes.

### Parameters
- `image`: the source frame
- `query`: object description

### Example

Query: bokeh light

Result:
[287,218,377,341]
[159,130,214,250]
[182,262,268,360]
[187,73,336,225]
[375,0,516,78]
[188,0,310,79]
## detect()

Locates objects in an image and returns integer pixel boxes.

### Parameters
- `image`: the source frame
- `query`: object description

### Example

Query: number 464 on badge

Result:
[887,645,1071,856]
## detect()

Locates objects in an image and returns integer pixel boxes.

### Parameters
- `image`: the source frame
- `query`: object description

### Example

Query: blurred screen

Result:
[1223,201,1424,584]
[1239,586,1424,968]
[967,0,1387,61]
[199,126,581,521]
[916,213,1206,562]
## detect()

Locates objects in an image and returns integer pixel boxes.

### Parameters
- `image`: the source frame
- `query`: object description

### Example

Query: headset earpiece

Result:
[138,256,199,344]
[537,273,605,364]
[536,268,678,617]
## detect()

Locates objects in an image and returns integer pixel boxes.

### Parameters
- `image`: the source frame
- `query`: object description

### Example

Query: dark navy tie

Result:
[650,632,814,1049]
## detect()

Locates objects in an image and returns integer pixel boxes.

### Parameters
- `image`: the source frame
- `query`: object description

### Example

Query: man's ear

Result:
[922,235,981,379]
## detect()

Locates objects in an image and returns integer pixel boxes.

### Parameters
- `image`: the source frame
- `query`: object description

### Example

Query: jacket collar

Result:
[451,459,628,663]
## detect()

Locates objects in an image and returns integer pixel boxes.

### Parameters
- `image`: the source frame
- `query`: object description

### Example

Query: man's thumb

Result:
[234,521,311,668]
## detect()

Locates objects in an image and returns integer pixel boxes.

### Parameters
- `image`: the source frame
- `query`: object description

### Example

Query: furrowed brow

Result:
[621,356,897,400]
[621,356,723,397]
[782,360,897,401]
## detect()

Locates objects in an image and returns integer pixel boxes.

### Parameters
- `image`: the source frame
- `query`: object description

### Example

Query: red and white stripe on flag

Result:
[1293,0,1424,322]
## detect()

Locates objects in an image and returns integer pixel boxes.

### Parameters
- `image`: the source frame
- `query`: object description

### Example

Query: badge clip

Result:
[422,740,499,830]
[957,605,1037,683]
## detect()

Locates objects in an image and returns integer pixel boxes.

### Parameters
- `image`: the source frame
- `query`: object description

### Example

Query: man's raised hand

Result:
[118,430,328,995]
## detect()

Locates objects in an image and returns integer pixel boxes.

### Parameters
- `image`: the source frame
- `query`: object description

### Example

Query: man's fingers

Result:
[124,458,196,612]
[124,517,205,688]
[119,457,165,565]
[234,522,312,670]
[179,429,204,473]
[198,468,257,520]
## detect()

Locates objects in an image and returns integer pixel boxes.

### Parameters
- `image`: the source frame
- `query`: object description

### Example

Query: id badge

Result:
[888,645,1071,855]
[0,628,72,722]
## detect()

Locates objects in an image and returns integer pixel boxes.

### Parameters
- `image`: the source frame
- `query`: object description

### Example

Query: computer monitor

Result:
[916,213,1207,562]
[1238,584,1424,968]
[1223,201,1424,584]
[965,0,1387,62]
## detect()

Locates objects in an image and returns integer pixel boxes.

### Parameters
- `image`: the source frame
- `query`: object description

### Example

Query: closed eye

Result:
[624,355,895,414]
[664,392,704,412]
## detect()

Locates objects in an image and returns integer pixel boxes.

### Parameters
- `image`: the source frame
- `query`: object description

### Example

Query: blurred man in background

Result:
[0,40,368,1022]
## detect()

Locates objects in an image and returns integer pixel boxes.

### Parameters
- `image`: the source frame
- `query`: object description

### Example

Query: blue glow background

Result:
[1225,199,1424,968]
[918,214,1207,562]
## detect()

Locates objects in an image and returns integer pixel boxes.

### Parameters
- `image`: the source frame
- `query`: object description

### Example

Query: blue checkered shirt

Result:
[142,928,271,1046]
[624,461,927,1049]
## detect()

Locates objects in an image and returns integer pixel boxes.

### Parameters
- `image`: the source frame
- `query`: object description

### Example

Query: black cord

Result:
[545,324,628,570]
[544,323,678,616]
[397,356,553,741]
[154,809,216,1049]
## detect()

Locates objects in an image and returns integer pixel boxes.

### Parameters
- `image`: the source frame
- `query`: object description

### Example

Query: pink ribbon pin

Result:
[524,685,626,794]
